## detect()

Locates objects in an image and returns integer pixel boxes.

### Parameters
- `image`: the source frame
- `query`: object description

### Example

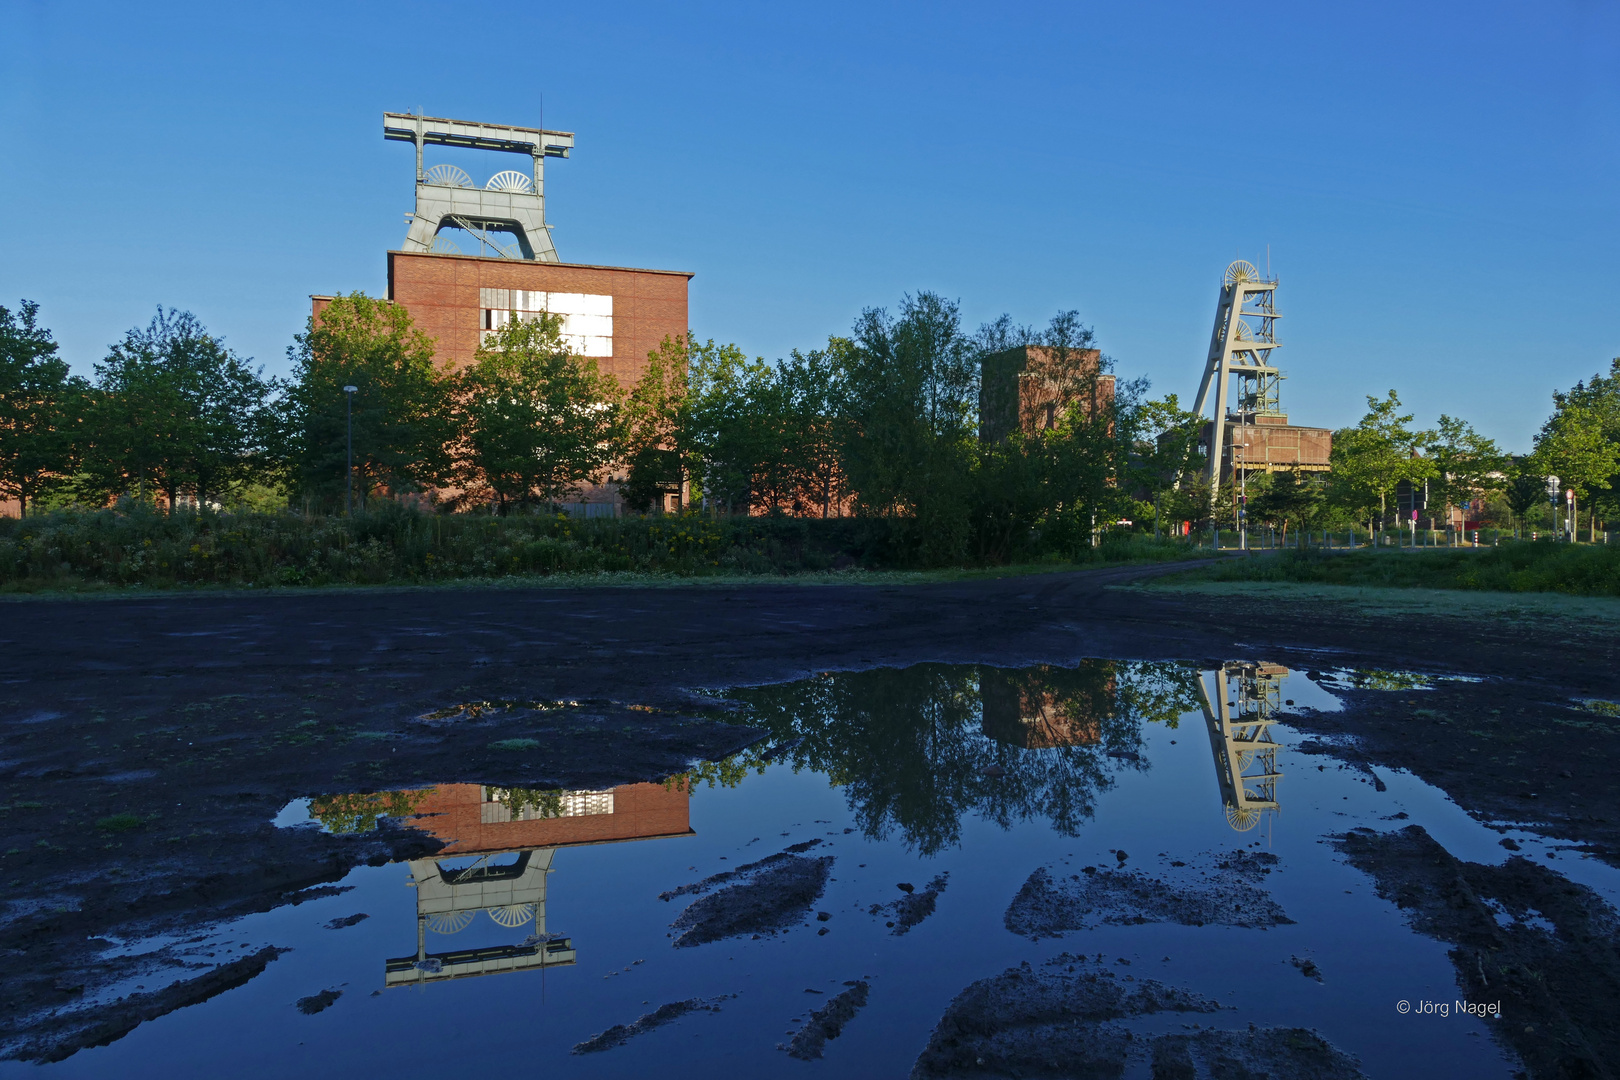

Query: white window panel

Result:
[545,292,584,314]
[561,313,613,338]
[478,788,615,823]
[559,791,615,816]
[573,293,612,316]
[575,335,613,357]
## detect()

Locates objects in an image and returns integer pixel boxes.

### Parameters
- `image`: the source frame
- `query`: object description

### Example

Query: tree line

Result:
[3,291,1615,557]
[1222,380,1620,543]
[0,292,1185,564]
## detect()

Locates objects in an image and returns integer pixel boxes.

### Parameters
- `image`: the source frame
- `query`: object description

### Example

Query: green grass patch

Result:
[1161,541,1620,598]
[95,813,145,832]
[489,738,541,752]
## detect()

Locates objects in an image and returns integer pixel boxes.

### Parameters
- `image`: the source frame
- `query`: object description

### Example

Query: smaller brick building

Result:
[979,346,1115,442]
[1205,414,1332,476]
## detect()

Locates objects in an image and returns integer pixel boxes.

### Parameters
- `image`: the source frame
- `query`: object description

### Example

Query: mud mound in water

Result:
[1151,1028,1366,1080]
[1334,824,1620,1080]
[870,873,949,934]
[1004,851,1291,938]
[666,844,835,947]
[573,995,733,1054]
[910,954,1362,1079]
[783,980,869,1060]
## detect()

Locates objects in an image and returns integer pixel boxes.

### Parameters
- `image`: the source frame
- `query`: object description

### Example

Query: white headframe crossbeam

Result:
[386,112,574,262]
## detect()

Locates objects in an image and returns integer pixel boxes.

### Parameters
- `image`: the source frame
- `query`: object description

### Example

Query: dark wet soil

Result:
[1334,824,1620,1080]
[3,563,1619,1066]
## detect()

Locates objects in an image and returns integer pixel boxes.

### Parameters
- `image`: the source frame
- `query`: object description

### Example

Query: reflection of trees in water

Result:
[307,789,433,833]
[485,786,565,819]
[723,661,1202,856]
[1342,669,1432,692]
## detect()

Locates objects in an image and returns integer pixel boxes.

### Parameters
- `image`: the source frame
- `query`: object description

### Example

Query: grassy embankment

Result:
[0,505,1201,593]
[1165,541,1620,598]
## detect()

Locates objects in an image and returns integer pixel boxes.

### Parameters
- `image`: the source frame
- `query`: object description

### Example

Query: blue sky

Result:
[4,0,1617,451]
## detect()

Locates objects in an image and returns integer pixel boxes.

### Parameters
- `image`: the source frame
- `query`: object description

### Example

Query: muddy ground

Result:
[3,563,1620,1068]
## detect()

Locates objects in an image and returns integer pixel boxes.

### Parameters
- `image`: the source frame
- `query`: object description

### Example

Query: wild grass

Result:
[1167,540,1620,598]
[0,505,1203,593]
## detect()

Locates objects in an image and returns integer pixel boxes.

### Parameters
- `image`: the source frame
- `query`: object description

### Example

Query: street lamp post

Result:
[1237,435,1248,552]
[343,385,358,516]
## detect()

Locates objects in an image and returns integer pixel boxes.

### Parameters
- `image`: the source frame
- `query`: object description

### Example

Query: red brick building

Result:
[314,250,693,389]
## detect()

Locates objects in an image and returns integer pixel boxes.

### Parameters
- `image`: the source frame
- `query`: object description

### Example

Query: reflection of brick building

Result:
[980,665,1114,749]
[383,780,693,988]
[411,781,693,855]
[979,346,1116,443]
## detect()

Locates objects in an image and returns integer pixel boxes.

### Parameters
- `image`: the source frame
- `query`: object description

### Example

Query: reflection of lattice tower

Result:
[1197,662,1285,831]
[1188,261,1285,507]
[384,847,577,987]
[383,112,575,262]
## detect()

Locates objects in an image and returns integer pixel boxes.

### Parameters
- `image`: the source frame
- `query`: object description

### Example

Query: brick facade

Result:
[381,251,692,387]
[980,346,1116,442]
[1210,415,1333,474]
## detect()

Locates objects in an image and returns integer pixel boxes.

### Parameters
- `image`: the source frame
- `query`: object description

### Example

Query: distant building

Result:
[1202,413,1332,479]
[979,345,1115,443]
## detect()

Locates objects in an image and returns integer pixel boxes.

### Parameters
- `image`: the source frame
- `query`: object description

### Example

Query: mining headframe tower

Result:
[1187,260,1331,507]
[314,112,692,390]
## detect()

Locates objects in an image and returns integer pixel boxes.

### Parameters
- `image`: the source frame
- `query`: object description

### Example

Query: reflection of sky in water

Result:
[25,660,1611,1080]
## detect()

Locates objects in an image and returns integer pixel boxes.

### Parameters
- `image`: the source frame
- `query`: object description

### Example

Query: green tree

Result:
[83,308,268,509]
[1538,360,1620,534]
[0,301,86,516]
[1425,414,1507,533]
[1532,399,1620,538]
[778,340,852,517]
[1503,457,1548,536]
[842,293,979,562]
[621,333,698,513]
[277,293,452,510]
[1250,467,1324,544]
[688,342,785,514]
[1327,391,1434,539]
[1124,393,1206,535]
[451,313,623,513]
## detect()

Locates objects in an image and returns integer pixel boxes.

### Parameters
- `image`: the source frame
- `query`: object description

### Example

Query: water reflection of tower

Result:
[384,781,693,987]
[1196,663,1285,832]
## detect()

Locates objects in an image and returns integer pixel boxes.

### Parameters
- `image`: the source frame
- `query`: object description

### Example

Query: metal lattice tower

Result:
[1189,261,1284,505]
[384,112,575,261]
[1196,662,1284,832]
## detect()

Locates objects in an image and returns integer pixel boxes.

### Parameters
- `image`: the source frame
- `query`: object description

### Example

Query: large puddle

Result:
[11,660,1614,1078]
